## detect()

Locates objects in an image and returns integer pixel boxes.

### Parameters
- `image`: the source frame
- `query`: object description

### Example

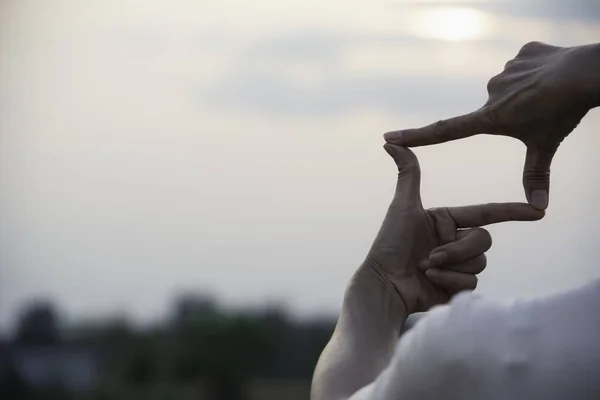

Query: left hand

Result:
[365,144,545,314]
[383,42,600,210]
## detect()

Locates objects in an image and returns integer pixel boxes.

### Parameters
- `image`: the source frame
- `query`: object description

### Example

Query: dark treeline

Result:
[0,294,337,400]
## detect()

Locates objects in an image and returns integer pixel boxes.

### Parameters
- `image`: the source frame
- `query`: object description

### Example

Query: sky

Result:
[1,0,599,331]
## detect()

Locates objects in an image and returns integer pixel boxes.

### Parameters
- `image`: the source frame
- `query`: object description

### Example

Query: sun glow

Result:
[411,7,489,41]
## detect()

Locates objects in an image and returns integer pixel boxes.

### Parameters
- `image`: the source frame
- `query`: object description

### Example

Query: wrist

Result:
[356,261,408,316]
[311,264,408,400]
[346,265,408,336]
[570,43,600,108]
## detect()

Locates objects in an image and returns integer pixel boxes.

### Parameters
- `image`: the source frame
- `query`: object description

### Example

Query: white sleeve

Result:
[347,292,509,400]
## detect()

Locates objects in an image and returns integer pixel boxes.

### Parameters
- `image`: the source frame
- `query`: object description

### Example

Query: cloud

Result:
[495,0,600,21]
[394,0,600,21]
[248,30,348,62]
[194,32,513,117]
[199,67,485,117]
[192,3,600,117]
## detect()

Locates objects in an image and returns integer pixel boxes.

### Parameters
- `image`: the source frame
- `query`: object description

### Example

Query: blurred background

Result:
[1,0,599,398]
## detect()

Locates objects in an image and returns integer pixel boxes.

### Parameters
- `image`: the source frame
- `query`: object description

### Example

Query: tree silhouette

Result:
[14,300,60,347]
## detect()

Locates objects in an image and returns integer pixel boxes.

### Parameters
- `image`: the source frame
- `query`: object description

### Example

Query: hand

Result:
[366,144,544,314]
[384,41,600,210]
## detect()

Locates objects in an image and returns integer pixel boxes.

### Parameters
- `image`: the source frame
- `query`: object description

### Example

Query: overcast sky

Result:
[1,0,599,330]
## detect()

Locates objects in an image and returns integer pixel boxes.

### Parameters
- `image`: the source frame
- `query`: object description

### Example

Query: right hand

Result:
[384,41,599,210]
[364,144,544,315]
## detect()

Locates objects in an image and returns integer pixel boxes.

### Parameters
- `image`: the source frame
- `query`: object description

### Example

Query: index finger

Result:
[384,109,492,147]
[447,202,545,228]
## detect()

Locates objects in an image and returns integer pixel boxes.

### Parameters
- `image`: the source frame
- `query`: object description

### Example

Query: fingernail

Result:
[425,269,439,279]
[384,131,402,143]
[429,252,447,266]
[530,190,548,210]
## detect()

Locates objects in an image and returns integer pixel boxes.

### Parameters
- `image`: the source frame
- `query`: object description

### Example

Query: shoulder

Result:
[375,292,518,399]
[352,285,600,400]
[395,291,513,368]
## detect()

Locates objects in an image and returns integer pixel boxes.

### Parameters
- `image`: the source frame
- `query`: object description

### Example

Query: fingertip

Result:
[383,142,396,157]
[531,208,546,220]
[425,269,439,279]
[383,130,403,143]
[429,252,447,266]
[529,189,548,210]
[383,144,419,167]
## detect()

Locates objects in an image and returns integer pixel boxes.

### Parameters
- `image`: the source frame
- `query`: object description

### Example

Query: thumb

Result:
[383,144,422,209]
[523,145,556,210]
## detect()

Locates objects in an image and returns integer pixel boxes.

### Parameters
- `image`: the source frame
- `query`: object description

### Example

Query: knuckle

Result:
[476,253,487,268]
[473,255,487,274]
[483,230,493,248]
[519,41,542,55]
[432,119,448,140]
[523,168,550,186]
[503,59,519,70]
[460,254,486,275]
[486,75,502,94]
[477,228,493,249]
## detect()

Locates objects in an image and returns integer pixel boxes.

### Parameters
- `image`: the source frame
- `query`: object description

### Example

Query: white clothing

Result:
[349,280,600,400]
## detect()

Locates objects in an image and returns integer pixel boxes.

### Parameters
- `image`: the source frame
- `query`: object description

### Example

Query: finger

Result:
[438,254,487,274]
[427,208,456,245]
[383,109,492,147]
[446,202,545,228]
[523,145,556,211]
[426,269,478,291]
[418,214,464,268]
[423,228,491,268]
[383,144,422,209]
